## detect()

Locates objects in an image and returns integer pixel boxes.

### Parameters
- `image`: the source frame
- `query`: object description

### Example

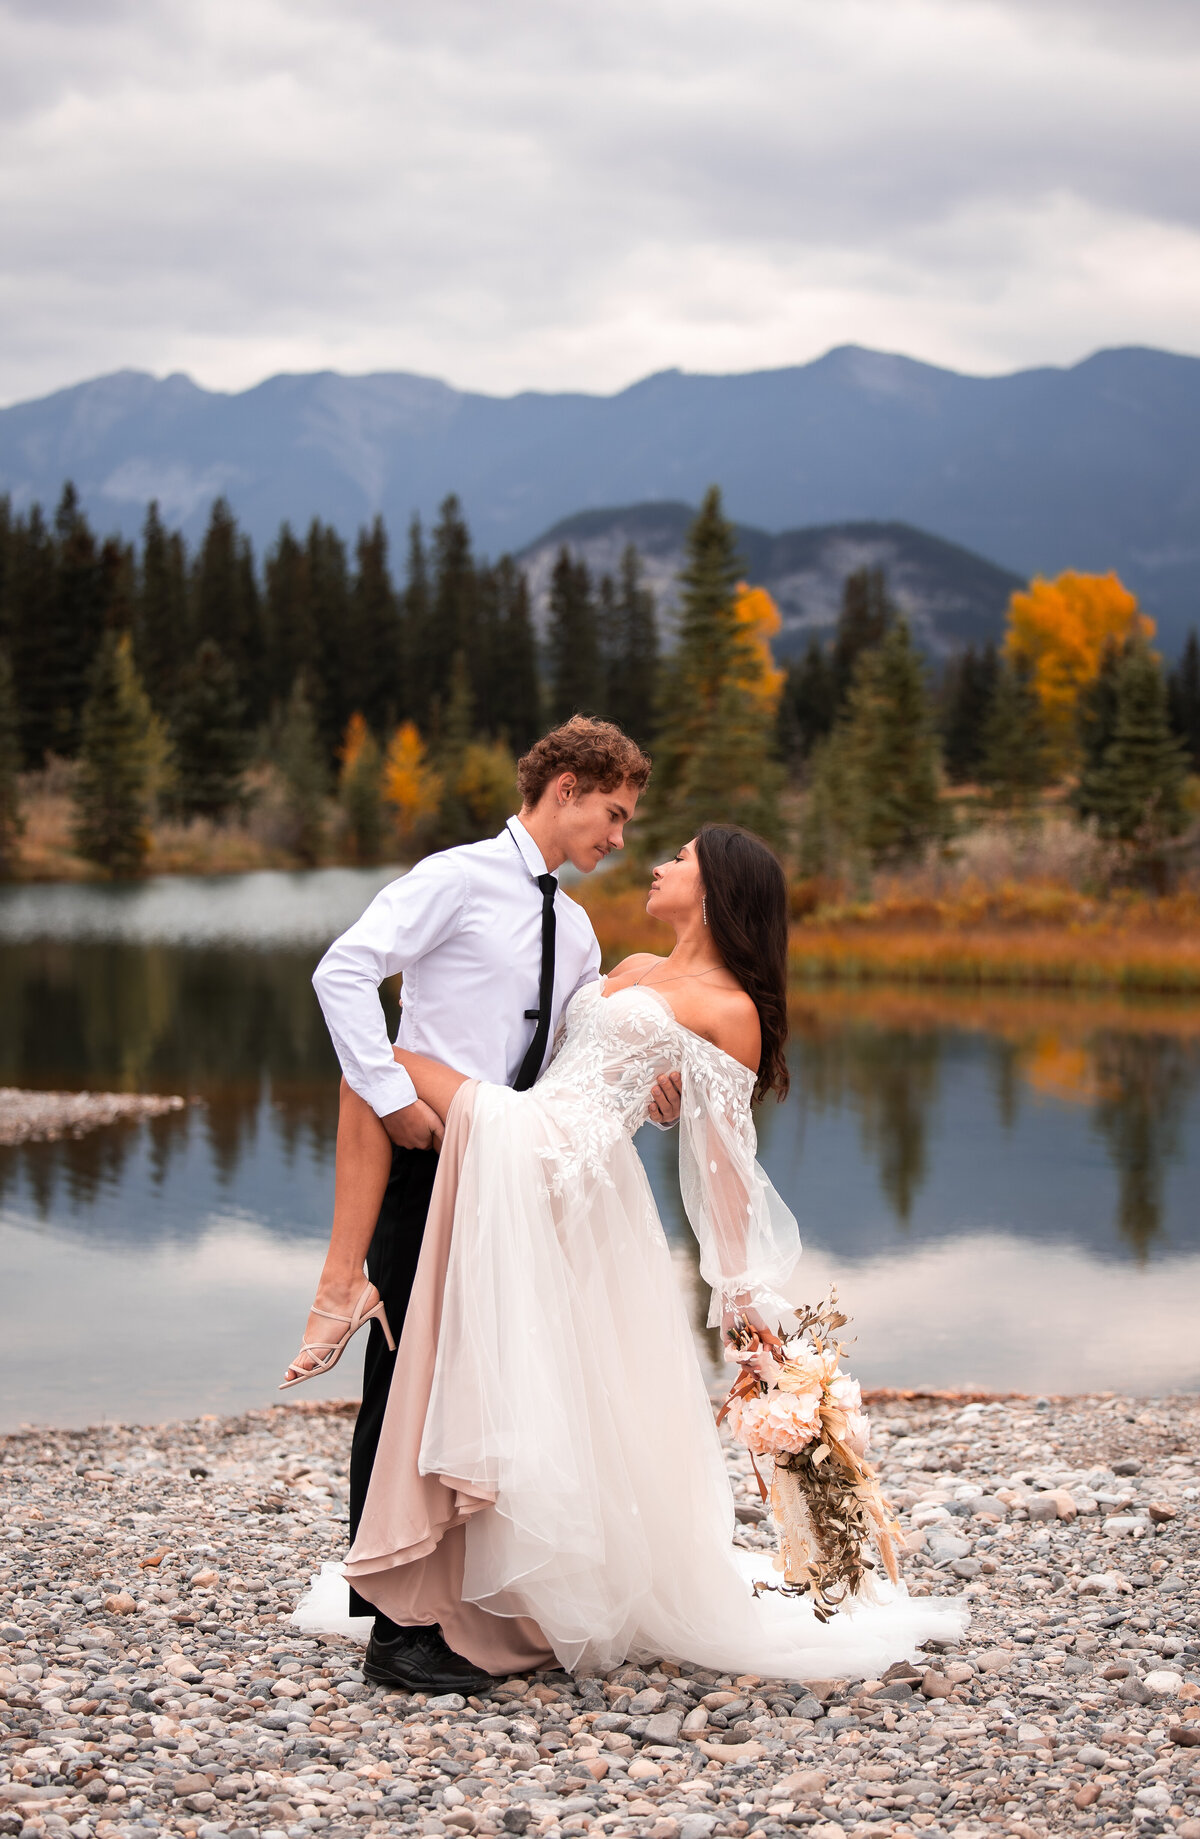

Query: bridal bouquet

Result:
[720,1293,901,1621]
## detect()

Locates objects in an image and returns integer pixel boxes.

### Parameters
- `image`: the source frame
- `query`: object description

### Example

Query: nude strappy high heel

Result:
[279,1280,396,1389]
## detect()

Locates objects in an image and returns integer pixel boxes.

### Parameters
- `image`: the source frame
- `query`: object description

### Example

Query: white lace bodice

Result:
[532,980,800,1324]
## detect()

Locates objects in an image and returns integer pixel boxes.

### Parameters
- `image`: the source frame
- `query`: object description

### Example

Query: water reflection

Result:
[2,910,1200,1423]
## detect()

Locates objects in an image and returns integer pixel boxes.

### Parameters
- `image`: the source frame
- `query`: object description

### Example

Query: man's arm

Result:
[312,856,467,1140]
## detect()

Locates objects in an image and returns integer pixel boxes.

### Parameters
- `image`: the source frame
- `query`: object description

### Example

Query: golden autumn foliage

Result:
[1004,571,1154,766]
[382,721,442,842]
[733,582,785,712]
[338,710,372,777]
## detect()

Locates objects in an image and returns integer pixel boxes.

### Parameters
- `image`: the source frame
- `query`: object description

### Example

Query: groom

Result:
[312,715,680,1691]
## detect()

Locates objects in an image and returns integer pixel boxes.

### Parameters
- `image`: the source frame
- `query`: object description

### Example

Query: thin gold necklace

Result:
[631,963,727,989]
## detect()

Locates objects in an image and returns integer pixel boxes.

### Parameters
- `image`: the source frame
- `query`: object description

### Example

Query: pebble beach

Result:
[2,1392,1198,1839]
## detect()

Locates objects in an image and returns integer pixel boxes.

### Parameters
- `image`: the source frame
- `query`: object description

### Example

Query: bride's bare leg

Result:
[283,1051,469,1383]
[283,1079,395,1382]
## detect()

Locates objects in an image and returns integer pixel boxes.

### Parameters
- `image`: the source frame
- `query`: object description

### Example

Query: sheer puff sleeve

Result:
[678,1037,802,1330]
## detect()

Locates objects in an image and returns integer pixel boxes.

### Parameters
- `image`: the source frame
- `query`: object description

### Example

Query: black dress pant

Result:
[347,1142,440,1619]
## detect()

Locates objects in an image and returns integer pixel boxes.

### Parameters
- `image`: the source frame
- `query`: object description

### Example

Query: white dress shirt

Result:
[313,816,602,1117]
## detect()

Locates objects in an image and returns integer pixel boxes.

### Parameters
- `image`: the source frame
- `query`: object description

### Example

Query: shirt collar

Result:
[506,814,551,881]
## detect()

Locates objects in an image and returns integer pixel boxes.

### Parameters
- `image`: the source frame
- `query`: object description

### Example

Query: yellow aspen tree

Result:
[382,721,442,845]
[1004,571,1154,769]
[732,583,786,712]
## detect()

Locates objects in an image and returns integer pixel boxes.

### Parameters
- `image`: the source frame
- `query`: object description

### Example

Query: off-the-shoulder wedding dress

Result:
[296,980,966,1679]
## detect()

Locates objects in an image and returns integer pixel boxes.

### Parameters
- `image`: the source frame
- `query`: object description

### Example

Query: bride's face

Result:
[646,840,703,923]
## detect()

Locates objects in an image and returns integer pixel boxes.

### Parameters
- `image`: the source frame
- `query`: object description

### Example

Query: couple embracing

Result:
[286,716,964,1691]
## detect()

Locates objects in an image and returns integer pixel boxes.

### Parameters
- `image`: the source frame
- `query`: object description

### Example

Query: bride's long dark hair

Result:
[694,824,789,1104]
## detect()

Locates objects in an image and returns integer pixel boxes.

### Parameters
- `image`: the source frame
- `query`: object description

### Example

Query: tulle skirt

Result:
[312,1080,967,1679]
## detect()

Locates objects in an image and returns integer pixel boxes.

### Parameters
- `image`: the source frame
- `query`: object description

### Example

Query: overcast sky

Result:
[2,0,1199,405]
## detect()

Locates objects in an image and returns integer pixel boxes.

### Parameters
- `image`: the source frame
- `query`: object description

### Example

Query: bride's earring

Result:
[702,895,708,926]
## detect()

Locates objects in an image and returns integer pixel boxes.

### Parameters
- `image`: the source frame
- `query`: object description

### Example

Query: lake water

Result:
[2,868,1199,1431]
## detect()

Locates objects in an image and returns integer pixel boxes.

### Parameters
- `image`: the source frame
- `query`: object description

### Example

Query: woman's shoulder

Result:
[683,981,760,1076]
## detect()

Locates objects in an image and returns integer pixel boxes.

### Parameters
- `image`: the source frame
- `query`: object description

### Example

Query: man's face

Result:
[558,778,639,873]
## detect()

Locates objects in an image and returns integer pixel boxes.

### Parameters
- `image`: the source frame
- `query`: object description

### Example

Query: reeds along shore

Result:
[573,880,1200,994]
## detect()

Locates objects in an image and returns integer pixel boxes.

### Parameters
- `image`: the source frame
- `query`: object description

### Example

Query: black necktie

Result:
[514,872,558,1091]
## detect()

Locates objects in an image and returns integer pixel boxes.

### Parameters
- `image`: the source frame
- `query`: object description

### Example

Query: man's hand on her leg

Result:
[381,1099,445,1151]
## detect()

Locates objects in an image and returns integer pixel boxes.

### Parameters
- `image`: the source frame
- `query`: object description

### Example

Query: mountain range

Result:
[1,342,1198,649]
[516,504,1023,657]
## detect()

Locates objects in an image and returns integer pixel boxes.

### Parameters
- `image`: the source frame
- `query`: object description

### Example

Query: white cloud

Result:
[1,0,1198,404]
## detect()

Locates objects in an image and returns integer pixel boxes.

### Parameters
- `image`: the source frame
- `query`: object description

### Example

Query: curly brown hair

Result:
[517,716,652,808]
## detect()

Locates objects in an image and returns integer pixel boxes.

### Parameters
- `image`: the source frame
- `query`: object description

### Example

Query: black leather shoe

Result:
[363,1624,493,1694]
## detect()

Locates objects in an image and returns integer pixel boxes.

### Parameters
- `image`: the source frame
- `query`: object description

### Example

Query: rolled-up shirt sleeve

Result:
[312,856,468,1117]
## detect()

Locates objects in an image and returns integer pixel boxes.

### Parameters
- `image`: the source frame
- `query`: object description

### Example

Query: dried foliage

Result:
[721,1295,901,1622]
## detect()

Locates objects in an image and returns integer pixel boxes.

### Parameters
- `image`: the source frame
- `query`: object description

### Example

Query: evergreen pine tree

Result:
[547,547,602,722]
[51,484,108,756]
[1077,644,1189,850]
[338,712,385,863]
[831,565,892,710]
[977,658,1049,811]
[1168,630,1200,771]
[401,516,432,723]
[601,544,659,745]
[347,518,402,736]
[491,556,541,754]
[6,504,57,764]
[133,501,191,714]
[73,631,158,876]
[1074,637,1128,824]
[264,522,316,715]
[428,497,478,724]
[428,652,514,846]
[843,618,943,865]
[0,645,24,876]
[192,498,264,719]
[647,488,782,848]
[171,639,249,821]
[940,643,1000,783]
[276,675,328,865]
[304,519,351,751]
[777,638,835,773]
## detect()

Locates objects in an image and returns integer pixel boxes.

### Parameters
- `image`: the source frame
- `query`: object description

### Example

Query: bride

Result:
[296,824,966,1685]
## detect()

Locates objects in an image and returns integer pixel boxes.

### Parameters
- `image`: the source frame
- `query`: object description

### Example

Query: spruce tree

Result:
[276,676,328,865]
[429,497,478,724]
[304,519,351,751]
[134,501,191,714]
[192,498,264,718]
[347,518,402,737]
[51,484,107,757]
[0,646,23,876]
[547,547,602,722]
[940,643,1000,783]
[1074,637,1128,825]
[338,712,385,863]
[491,556,541,754]
[1077,644,1189,850]
[843,617,943,865]
[647,487,782,848]
[831,565,892,710]
[264,522,316,715]
[778,638,835,773]
[171,639,249,821]
[601,544,659,745]
[977,659,1049,812]
[7,504,57,764]
[1168,630,1200,771]
[401,516,432,723]
[73,631,158,876]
